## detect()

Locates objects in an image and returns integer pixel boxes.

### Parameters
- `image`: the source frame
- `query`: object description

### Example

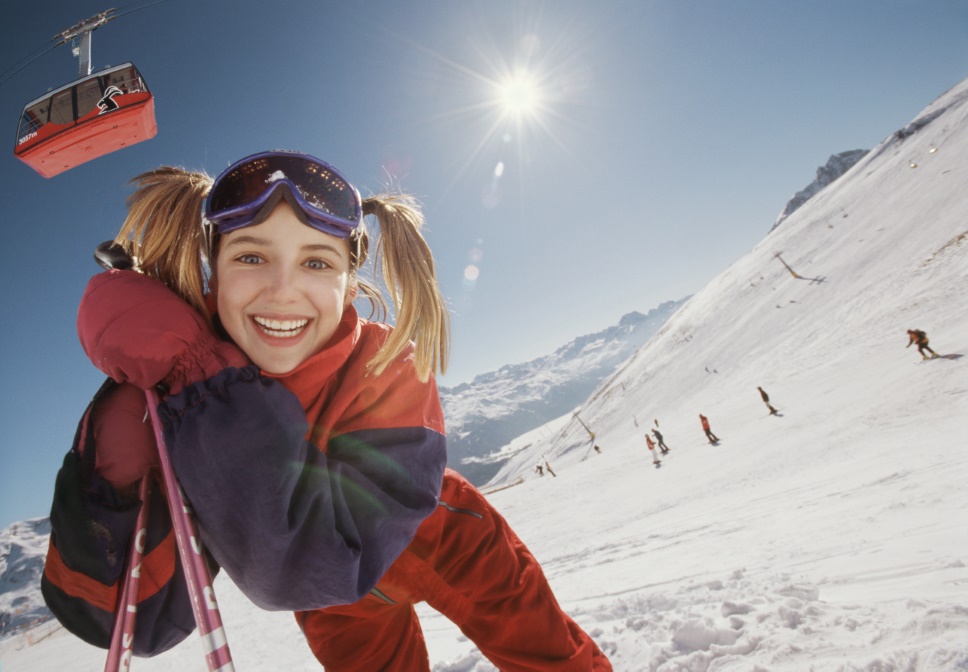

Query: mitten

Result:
[78,270,248,394]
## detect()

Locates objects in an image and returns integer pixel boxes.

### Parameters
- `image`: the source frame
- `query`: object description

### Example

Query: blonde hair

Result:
[115,166,449,381]
[114,167,213,318]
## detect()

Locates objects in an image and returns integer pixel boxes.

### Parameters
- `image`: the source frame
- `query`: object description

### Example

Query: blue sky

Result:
[1,0,965,529]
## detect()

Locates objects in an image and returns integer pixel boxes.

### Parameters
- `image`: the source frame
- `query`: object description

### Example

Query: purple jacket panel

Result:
[159,366,446,612]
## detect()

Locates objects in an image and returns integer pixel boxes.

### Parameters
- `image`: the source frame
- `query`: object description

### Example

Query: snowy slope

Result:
[2,77,967,670]
[442,300,687,485]
[489,75,968,491]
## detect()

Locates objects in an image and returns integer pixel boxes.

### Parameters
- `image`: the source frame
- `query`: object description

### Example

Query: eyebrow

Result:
[222,234,272,249]
[223,235,346,257]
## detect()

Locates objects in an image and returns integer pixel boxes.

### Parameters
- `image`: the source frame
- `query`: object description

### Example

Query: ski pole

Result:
[93,243,234,669]
[104,476,152,672]
[144,388,236,671]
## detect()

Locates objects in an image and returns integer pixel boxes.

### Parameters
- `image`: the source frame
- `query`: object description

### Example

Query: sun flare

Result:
[400,14,596,199]
[497,71,542,118]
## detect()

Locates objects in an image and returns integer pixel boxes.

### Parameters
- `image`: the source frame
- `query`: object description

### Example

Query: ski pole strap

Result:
[145,388,236,672]
[104,476,152,672]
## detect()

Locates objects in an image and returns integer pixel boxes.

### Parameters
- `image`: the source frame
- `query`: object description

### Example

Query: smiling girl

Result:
[43,151,611,671]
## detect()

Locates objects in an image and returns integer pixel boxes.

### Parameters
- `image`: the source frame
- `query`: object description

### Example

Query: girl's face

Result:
[214,202,356,375]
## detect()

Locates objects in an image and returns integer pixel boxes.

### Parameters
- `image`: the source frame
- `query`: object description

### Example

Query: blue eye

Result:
[305,258,330,270]
[238,254,262,264]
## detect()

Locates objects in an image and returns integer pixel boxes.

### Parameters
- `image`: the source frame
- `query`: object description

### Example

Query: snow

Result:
[0,518,51,637]
[2,77,968,671]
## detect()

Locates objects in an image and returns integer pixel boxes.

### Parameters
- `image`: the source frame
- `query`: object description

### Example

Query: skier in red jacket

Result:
[645,434,661,465]
[699,413,720,444]
[43,152,611,671]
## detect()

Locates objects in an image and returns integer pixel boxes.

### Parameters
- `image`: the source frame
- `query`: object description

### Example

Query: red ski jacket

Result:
[44,296,446,652]
[44,271,610,670]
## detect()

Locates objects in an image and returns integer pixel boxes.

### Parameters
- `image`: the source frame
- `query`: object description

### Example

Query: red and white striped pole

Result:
[145,388,235,671]
[104,477,152,672]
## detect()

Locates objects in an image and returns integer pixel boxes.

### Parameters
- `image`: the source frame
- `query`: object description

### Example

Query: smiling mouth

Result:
[252,316,309,338]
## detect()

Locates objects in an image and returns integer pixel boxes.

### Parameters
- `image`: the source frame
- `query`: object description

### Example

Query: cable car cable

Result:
[114,0,171,21]
[0,41,61,89]
[0,0,169,89]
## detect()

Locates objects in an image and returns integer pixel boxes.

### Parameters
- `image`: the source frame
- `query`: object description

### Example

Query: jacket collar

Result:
[262,305,362,409]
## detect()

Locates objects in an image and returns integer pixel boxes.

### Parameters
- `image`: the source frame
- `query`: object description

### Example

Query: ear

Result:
[343,278,359,308]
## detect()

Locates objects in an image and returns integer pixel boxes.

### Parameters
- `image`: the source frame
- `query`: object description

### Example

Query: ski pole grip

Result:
[94,241,135,271]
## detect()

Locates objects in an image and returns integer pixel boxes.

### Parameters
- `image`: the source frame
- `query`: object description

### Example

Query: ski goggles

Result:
[204,151,363,239]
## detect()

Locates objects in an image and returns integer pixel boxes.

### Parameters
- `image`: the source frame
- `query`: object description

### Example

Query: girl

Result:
[43,151,611,671]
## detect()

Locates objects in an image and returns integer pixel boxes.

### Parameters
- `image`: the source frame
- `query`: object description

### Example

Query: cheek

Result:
[215,290,243,343]
[215,290,229,322]
[212,269,247,338]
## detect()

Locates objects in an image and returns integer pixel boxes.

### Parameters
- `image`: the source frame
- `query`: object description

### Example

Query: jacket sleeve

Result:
[158,364,447,612]
[41,379,200,657]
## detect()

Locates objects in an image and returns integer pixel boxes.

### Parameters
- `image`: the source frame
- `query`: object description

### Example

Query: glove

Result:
[78,270,249,395]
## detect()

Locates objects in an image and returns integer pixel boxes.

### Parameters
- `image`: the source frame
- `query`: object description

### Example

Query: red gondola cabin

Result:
[14,62,157,178]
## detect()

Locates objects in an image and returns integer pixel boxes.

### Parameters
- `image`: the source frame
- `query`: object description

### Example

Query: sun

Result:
[497,71,542,119]
[391,14,597,198]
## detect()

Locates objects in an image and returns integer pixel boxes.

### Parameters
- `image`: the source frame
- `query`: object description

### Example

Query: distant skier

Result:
[757,386,779,415]
[544,461,557,477]
[535,464,544,477]
[699,414,720,444]
[906,329,938,360]
[645,435,661,466]
[593,445,602,454]
[652,428,670,454]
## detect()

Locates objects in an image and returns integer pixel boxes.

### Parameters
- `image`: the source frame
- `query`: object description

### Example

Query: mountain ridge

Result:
[0,517,53,640]
[440,299,688,484]
[771,149,869,231]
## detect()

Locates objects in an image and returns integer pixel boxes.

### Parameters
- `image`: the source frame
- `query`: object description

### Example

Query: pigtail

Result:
[361,194,450,381]
[114,167,213,321]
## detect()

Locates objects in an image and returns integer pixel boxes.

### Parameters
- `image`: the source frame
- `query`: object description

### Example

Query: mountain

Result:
[440,299,687,485]
[770,148,869,231]
[3,77,967,670]
[0,518,53,640]
[489,77,967,489]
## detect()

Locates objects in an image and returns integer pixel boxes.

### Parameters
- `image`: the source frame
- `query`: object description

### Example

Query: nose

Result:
[261,262,301,304]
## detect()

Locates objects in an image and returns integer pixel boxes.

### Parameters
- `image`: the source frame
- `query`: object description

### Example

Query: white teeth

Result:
[253,316,309,337]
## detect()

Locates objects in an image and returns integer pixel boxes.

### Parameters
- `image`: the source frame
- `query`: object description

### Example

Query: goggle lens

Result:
[205,152,362,238]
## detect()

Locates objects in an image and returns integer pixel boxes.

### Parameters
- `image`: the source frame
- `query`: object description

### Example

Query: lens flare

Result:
[498,71,541,118]
[396,11,594,203]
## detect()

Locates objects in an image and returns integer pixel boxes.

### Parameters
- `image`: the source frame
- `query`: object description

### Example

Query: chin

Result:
[252,355,300,376]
